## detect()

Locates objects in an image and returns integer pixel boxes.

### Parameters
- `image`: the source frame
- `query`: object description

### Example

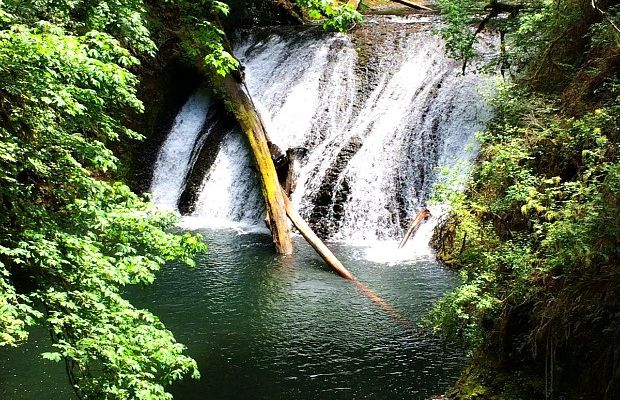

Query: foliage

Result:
[435,0,482,66]
[436,0,610,84]
[295,0,363,32]
[0,1,208,398]
[589,5,620,48]
[160,0,361,78]
[163,0,241,76]
[428,75,620,395]
[3,0,156,53]
[431,1,620,394]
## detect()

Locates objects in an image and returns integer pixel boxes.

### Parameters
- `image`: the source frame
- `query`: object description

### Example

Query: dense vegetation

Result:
[0,1,217,398]
[430,0,620,398]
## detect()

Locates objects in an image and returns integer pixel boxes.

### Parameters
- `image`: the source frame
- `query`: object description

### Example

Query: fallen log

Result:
[347,0,361,9]
[352,279,400,315]
[281,191,354,280]
[390,0,434,11]
[281,190,409,322]
[192,27,406,323]
[210,71,293,255]
[398,208,431,249]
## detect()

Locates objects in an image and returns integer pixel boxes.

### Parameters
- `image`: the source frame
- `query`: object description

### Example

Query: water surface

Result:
[0,230,465,399]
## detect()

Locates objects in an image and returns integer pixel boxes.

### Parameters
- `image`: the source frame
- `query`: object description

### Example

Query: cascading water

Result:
[150,89,211,210]
[151,16,494,249]
[321,35,489,243]
[191,132,264,227]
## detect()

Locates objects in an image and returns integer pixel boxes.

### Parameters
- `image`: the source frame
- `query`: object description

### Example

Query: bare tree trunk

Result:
[398,208,431,249]
[390,0,433,11]
[210,72,294,255]
[281,191,354,280]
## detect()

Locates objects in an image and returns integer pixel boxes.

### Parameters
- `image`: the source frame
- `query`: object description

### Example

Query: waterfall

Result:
[150,89,211,210]
[191,132,264,227]
[152,17,495,248]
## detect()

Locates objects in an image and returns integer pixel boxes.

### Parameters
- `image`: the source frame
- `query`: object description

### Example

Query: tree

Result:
[0,1,209,398]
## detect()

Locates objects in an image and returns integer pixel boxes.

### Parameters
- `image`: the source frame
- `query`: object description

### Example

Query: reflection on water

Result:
[0,230,465,399]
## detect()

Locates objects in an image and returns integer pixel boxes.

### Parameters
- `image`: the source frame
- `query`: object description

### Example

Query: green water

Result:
[0,230,465,399]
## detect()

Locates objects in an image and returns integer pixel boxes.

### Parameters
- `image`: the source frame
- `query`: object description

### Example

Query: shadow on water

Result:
[0,229,465,400]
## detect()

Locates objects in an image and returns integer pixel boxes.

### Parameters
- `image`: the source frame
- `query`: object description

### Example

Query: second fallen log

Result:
[390,0,434,11]
[398,208,431,249]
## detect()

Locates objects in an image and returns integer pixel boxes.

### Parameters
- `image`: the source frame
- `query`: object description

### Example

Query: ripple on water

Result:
[0,230,465,400]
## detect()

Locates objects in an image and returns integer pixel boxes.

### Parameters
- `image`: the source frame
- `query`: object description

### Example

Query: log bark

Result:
[283,148,299,196]
[390,0,434,11]
[171,20,292,253]
[282,190,410,324]
[281,191,354,280]
[398,208,431,249]
[347,0,361,9]
[352,280,417,331]
[210,72,293,255]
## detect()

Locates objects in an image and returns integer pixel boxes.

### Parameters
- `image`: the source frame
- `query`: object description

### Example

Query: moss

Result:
[447,353,548,400]
[430,213,462,266]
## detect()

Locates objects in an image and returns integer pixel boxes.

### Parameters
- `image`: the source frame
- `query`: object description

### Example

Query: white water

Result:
[150,23,495,258]
[150,89,211,210]
[328,35,486,242]
[190,132,264,228]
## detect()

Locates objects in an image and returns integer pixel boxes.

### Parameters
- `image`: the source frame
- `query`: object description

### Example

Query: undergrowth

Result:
[428,2,620,398]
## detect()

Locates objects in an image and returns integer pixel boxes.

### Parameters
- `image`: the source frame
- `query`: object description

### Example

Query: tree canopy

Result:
[437,0,620,80]
[0,0,364,398]
[0,1,210,398]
